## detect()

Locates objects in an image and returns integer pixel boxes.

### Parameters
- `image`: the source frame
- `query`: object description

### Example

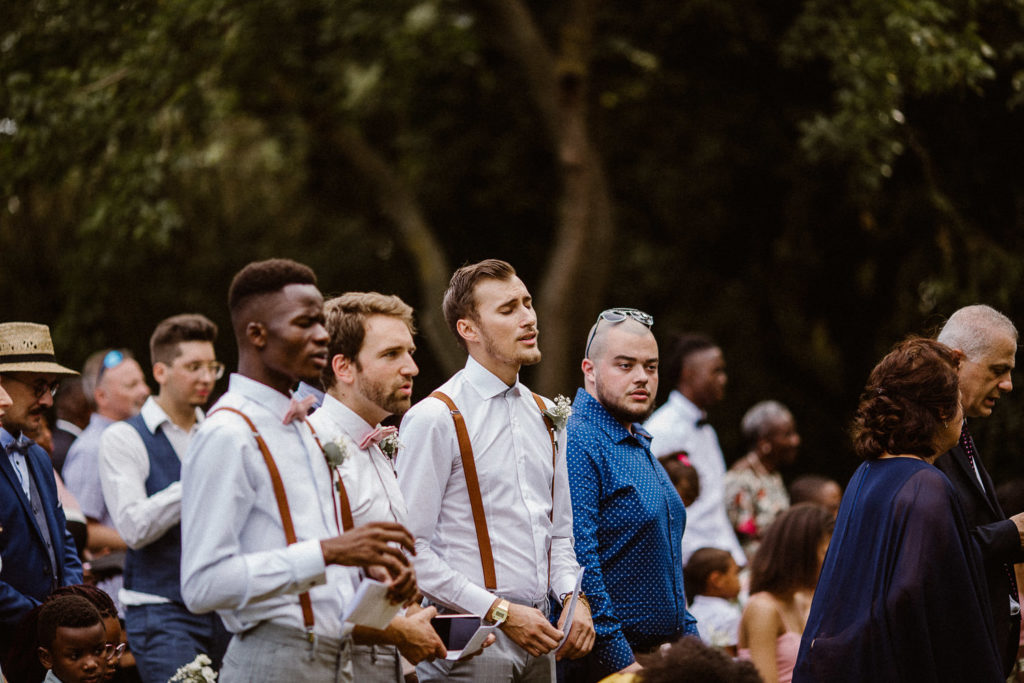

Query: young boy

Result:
[683,547,742,656]
[37,594,109,683]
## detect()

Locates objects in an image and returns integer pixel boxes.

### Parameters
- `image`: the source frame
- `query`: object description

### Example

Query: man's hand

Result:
[389,606,447,664]
[555,599,595,660]
[320,521,415,580]
[366,563,419,607]
[1011,512,1024,548]
[499,602,562,657]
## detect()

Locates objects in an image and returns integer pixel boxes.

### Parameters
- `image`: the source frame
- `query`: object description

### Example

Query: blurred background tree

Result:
[4,0,1024,486]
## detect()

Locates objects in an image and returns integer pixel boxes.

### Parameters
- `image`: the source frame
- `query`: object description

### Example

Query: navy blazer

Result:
[0,429,83,648]
[935,443,1024,677]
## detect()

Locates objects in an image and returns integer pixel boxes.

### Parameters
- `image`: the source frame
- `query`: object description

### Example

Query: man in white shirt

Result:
[644,334,745,566]
[180,259,419,682]
[63,347,151,612]
[398,259,594,682]
[99,313,231,681]
[308,292,448,681]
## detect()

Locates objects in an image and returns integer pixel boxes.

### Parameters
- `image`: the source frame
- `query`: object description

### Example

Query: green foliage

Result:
[6,0,1024,487]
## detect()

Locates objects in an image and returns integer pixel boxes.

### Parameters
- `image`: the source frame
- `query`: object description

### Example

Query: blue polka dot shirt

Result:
[565,388,698,671]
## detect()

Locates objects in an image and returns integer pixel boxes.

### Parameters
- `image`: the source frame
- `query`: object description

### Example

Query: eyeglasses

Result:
[106,641,127,661]
[4,375,60,399]
[584,308,654,358]
[96,349,126,384]
[179,361,225,379]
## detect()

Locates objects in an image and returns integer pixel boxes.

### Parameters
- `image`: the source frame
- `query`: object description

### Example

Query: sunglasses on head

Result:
[585,308,654,358]
[97,350,125,384]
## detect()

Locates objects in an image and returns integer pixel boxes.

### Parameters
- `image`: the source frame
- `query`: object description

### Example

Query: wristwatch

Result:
[487,598,510,625]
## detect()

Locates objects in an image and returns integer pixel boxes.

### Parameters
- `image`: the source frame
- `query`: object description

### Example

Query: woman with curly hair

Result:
[793,337,1003,682]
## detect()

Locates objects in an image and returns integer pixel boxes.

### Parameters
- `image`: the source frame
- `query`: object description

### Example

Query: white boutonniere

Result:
[380,431,402,459]
[323,434,355,468]
[169,654,217,682]
[543,395,573,432]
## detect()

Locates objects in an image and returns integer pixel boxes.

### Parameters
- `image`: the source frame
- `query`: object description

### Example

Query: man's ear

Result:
[152,361,168,385]
[581,358,596,385]
[38,645,52,670]
[331,353,356,386]
[456,318,478,346]
[245,321,267,349]
[951,348,967,365]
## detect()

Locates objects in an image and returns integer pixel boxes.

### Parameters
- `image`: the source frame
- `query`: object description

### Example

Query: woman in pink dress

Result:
[738,503,833,683]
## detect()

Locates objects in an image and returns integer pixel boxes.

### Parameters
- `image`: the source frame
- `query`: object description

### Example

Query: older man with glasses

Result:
[98,314,230,682]
[0,322,83,654]
[562,309,699,682]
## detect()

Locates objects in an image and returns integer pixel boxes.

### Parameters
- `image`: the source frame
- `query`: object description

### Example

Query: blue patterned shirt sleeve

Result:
[566,388,698,672]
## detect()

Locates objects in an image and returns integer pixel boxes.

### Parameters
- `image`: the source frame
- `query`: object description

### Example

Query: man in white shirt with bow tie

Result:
[644,333,745,567]
[308,292,447,681]
[180,259,419,682]
[398,259,594,682]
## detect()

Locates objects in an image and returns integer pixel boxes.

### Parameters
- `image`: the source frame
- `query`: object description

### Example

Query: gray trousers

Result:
[351,642,403,683]
[220,622,353,683]
[416,599,554,683]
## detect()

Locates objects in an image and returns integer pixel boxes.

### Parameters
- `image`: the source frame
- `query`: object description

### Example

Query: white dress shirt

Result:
[644,391,746,566]
[397,356,579,618]
[180,374,357,637]
[99,396,202,606]
[307,394,409,527]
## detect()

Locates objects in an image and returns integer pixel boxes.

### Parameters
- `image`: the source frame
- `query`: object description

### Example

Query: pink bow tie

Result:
[283,394,317,425]
[359,425,398,449]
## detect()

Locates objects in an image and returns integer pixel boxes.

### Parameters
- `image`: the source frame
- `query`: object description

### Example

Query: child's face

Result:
[713,559,742,599]
[102,615,124,681]
[39,622,108,683]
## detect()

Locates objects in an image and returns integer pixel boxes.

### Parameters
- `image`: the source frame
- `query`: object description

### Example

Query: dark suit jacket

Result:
[935,444,1024,676]
[0,429,83,650]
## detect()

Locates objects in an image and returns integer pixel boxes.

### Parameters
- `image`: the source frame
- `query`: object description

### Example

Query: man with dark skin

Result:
[180,259,419,682]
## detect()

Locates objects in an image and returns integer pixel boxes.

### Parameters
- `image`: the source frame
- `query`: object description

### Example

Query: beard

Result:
[596,383,655,426]
[358,374,412,418]
[481,327,542,369]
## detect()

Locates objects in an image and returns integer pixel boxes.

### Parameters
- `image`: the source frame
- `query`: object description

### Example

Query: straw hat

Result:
[0,322,79,376]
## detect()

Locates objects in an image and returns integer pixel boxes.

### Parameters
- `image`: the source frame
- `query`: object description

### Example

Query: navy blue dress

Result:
[793,457,1003,682]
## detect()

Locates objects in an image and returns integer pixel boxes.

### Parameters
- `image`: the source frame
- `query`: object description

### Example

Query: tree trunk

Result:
[478,0,617,396]
[330,125,464,377]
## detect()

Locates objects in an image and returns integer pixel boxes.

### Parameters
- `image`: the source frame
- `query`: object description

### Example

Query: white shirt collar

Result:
[463,355,522,400]
[226,373,295,420]
[139,395,205,434]
[315,393,377,441]
[668,390,705,424]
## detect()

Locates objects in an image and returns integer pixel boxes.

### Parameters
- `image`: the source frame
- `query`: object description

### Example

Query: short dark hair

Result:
[228,258,318,313]
[36,595,102,649]
[150,314,218,366]
[637,636,761,683]
[684,547,734,600]
[442,259,517,350]
[789,475,837,506]
[852,337,960,460]
[49,584,118,621]
[662,333,716,390]
[321,292,416,390]
[749,503,833,596]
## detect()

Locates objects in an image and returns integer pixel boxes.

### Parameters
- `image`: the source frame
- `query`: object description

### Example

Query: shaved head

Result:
[586,318,652,361]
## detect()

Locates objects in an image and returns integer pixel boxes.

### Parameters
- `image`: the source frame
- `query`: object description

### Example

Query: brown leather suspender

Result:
[429,391,558,592]
[210,406,355,640]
